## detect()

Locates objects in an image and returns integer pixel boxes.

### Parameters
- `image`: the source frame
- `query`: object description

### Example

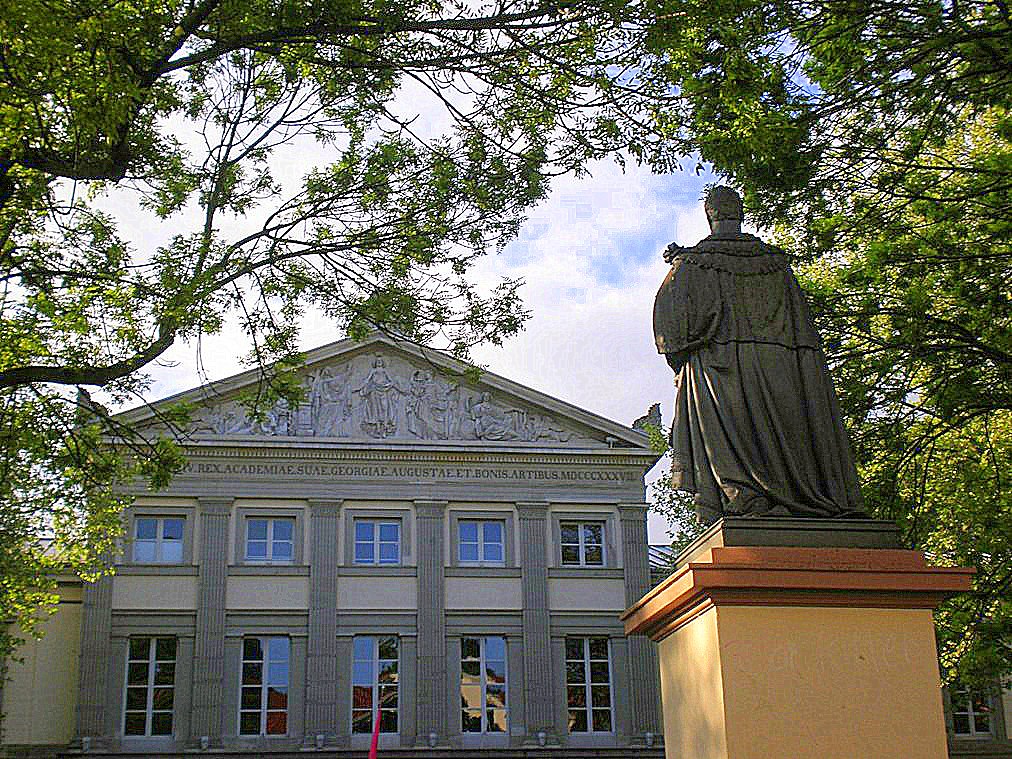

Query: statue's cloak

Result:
[653,233,864,519]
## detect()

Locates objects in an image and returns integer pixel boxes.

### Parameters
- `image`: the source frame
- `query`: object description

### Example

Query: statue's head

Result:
[704,186,743,233]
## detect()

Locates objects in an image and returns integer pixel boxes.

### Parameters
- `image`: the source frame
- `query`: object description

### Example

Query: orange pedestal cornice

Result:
[623,545,975,642]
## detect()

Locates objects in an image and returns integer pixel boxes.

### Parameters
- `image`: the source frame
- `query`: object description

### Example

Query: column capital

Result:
[308,498,343,515]
[414,499,447,518]
[617,502,650,519]
[197,496,233,514]
[516,501,549,518]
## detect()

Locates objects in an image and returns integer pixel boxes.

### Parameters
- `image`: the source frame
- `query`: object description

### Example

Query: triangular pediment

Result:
[118,334,651,451]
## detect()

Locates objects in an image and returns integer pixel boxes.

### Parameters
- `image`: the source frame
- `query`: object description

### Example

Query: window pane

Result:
[151,712,173,735]
[247,519,268,540]
[588,638,609,659]
[129,638,150,660]
[272,519,293,540]
[483,543,503,562]
[975,714,991,734]
[486,684,506,708]
[459,543,479,562]
[243,638,263,660]
[953,713,970,734]
[241,687,261,709]
[242,663,263,685]
[154,662,175,685]
[461,660,480,681]
[124,712,147,736]
[162,519,184,540]
[355,521,373,540]
[378,637,398,660]
[353,637,373,660]
[133,542,156,562]
[354,542,374,563]
[462,709,482,732]
[378,660,398,683]
[352,710,372,733]
[565,638,583,660]
[239,711,260,735]
[560,524,579,543]
[488,709,507,733]
[127,662,149,686]
[155,637,176,661]
[136,519,157,540]
[152,688,174,711]
[584,545,603,565]
[267,687,288,709]
[566,661,585,684]
[379,685,398,707]
[485,636,506,661]
[568,709,587,733]
[567,686,587,707]
[378,522,399,542]
[378,542,398,563]
[246,540,267,559]
[460,522,478,542]
[591,685,611,707]
[266,710,287,735]
[353,662,373,685]
[161,541,183,563]
[379,709,397,733]
[583,523,603,544]
[590,662,610,683]
[352,685,373,709]
[561,545,581,564]
[268,637,289,662]
[272,541,293,561]
[461,638,480,659]
[483,521,503,543]
[592,709,612,732]
[126,687,147,710]
[267,662,289,686]
[461,684,481,708]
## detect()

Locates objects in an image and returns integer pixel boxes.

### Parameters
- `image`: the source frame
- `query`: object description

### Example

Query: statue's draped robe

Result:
[653,233,864,519]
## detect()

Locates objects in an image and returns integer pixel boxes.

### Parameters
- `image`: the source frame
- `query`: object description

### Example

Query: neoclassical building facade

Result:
[1,334,665,756]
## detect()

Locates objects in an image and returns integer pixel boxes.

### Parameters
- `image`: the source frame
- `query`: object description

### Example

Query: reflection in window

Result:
[560,522,605,566]
[459,521,505,565]
[240,636,289,735]
[460,635,508,733]
[245,518,294,564]
[352,636,399,733]
[133,518,184,563]
[952,688,992,738]
[565,636,612,733]
[354,520,400,565]
[124,636,176,736]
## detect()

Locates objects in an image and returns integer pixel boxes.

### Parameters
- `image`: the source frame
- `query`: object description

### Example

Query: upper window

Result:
[124,636,176,737]
[245,518,294,564]
[240,636,290,736]
[459,520,505,565]
[352,636,399,734]
[461,636,507,733]
[132,517,184,564]
[560,522,605,566]
[354,520,401,565]
[952,688,993,738]
[565,636,613,733]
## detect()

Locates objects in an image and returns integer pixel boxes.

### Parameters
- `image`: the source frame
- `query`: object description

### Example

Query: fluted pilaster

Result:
[305,499,341,744]
[414,499,447,745]
[517,501,555,741]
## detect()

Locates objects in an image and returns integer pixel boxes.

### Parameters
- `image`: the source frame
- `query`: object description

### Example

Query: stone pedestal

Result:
[622,518,974,759]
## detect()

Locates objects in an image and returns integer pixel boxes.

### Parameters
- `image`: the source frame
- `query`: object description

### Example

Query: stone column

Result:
[517,501,556,744]
[618,503,662,743]
[414,499,447,746]
[75,556,114,748]
[189,497,232,748]
[304,499,341,746]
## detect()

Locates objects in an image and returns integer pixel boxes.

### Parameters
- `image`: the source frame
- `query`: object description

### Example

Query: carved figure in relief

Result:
[311,365,353,437]
[429,378,459,439]
[405,370,436,438]
[254,398,291,436]
[207,405,251,435]
[467,392,515,441]
[516,410,572,443]
[355,355,402,437]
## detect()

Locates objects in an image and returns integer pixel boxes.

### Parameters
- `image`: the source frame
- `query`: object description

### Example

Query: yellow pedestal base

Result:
[623,536,974,759]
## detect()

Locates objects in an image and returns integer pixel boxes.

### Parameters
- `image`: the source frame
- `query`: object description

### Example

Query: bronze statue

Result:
[653,186,865,523]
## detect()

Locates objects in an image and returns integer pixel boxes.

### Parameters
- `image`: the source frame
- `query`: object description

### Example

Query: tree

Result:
[645,0,1012,685]
[0,0,708,665]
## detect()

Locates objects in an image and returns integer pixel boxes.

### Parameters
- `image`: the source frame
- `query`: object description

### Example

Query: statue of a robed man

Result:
[653,186,865,523]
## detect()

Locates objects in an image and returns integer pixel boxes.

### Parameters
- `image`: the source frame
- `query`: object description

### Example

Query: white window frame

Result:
[460,635,508,734]
[353,520,401,566]
[560,521,606,567]
[239,636,290,736]
[122,636,176,737]
[351,636,399,734]
[565,636,614,734]
[952,688,994,738]
[458,520,506,566]
[244,517,295,564]
[132,517,185,564]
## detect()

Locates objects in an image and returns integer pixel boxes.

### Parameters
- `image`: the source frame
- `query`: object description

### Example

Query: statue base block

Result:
[622,519,974,759]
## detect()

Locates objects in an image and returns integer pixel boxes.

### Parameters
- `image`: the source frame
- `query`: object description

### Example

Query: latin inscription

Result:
[183,461,637,483]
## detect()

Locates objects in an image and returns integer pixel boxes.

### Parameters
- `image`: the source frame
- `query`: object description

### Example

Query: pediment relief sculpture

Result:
[195,351,580,444]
